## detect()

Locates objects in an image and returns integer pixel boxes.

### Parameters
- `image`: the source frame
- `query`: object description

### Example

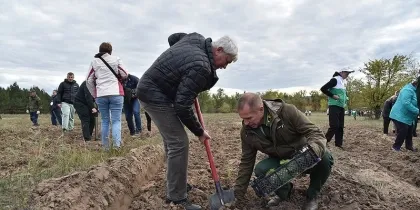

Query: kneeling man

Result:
[234,93,334,210]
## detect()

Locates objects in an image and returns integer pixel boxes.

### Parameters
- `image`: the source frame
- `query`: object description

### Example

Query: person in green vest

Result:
[320,70,354,149]
[351,110,357,120]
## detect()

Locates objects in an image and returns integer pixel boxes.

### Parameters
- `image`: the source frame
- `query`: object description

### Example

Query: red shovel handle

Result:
[194,98,220,182]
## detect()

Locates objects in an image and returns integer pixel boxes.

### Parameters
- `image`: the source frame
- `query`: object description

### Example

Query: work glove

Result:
[26,110,29,113]
[36,111,40,114]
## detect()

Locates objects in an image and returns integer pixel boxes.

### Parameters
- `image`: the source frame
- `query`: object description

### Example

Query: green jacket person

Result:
[233,93,334,210]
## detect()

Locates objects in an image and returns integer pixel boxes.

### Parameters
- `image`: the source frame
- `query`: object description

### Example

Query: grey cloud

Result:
[1,0,420,96]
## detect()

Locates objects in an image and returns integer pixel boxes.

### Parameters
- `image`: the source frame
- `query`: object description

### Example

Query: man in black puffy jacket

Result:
[56,72,79,132]
[136,32,238,210]
[74,81,97,141]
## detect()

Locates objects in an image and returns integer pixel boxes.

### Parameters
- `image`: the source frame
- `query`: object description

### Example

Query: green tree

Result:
[346,76,365,110]
[360,54,413,119]
[320,98,328,111]
[309,91,322,111]
[289,90,307,111]
[261,89,280,100]
[218,102,232,113]
[198,90,212,113]
[213,88,226,111]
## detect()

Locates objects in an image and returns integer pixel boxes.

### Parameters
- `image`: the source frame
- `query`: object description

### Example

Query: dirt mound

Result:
[29,145,164,210]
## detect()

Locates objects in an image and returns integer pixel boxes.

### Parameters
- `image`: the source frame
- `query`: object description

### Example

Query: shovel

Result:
[194,98,235,210]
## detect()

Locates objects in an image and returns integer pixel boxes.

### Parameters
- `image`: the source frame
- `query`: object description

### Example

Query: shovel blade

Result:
[209,189,235,210]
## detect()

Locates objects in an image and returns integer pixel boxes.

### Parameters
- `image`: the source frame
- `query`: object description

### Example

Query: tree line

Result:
[0,83,52,114]
[1,54,418,119]
[200,53,418,119]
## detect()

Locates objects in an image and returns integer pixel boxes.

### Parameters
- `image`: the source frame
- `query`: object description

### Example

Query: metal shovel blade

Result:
[209,189,235,210]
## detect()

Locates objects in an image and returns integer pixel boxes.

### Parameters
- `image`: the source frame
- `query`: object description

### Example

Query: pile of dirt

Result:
[28,145,164,210]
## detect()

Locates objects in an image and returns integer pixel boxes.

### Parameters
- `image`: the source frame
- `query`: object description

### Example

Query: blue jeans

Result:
[124,99,142,135]
[96,95,124,149]
[29,112,38,125]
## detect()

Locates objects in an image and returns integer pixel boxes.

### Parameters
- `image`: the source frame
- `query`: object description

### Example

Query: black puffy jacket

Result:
[136,32,219,136]
[56,79,79,104]
[382,95,397,117]
[75,81,96,110]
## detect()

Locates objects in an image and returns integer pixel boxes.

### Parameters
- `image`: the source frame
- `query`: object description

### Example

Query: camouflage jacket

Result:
[27,95,41,112]
[234,99,327,198]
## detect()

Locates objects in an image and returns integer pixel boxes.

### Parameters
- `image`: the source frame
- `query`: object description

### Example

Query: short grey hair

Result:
[237,92,262,111]
[212,36,239,62]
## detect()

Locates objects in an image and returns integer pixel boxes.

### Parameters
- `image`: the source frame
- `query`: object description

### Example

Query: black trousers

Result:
[325,105,345,146]
[145,111,152,131]
[74,102,96,140]
[392,119,413,150]
[383,116,391,134]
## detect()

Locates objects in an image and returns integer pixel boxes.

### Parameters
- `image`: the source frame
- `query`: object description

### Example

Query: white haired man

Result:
[136,32,238,210]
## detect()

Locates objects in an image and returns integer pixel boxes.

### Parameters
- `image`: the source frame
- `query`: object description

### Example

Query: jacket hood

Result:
[168,33,187,47]
[244,99,285,130]
[407,83,417,90]
[264,99,285,116]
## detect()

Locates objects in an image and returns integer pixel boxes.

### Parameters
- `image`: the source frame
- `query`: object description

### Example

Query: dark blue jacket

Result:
[123,74,139,104]
[124,74,139,90]
[50,95,60,111]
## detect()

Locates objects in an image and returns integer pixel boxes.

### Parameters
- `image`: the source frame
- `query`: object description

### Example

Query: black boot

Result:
[302,197,318,210]
[187,183,193,192]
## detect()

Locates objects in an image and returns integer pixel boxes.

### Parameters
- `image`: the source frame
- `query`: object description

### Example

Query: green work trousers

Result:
[254,151,334,200]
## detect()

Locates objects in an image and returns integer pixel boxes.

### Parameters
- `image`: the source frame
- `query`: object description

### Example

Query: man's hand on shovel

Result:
[199,130,211,142]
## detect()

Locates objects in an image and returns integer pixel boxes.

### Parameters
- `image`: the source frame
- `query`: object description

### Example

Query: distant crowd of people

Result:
[26,45,153,150]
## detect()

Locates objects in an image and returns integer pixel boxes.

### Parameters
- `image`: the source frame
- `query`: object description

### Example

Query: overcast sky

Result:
[1,0,420,96]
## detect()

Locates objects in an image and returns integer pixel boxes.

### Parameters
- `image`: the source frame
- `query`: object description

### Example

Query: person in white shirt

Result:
[86,42,128,150]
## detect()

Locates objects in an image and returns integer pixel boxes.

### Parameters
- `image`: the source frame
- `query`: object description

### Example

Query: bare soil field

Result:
[1,113,420,210]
